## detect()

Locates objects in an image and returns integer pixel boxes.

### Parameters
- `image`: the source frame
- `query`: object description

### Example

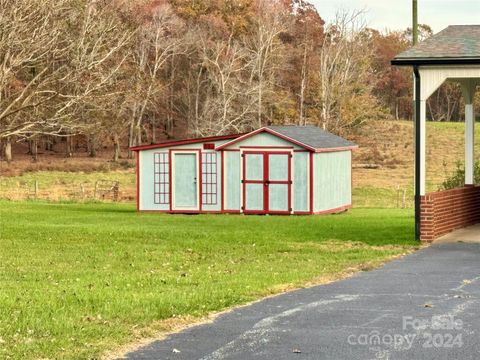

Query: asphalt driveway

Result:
[123,242,480,360]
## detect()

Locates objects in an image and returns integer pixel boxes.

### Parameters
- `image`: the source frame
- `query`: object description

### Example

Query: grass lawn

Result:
[0,201,418,359]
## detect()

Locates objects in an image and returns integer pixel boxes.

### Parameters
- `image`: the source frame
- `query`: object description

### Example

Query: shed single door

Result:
[173,152,198,210]
[243,152,291,214]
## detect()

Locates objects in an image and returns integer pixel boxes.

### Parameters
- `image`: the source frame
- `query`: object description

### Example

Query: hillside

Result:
[353,120,471,188]
[351,120,475,207]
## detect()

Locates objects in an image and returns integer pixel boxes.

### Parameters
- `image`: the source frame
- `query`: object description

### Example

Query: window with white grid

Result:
[154,152,169,204]
[201,152,217,205]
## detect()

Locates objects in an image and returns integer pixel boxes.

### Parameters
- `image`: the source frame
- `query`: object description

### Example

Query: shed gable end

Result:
[221,131,303,150]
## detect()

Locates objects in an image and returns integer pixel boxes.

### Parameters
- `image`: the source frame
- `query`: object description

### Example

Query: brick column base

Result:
[420,186,480,241]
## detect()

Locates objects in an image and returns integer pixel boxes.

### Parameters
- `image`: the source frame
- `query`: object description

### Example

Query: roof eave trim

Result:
[129,133,244,151]
[215,127,316,152]
[391,58,480,66]
[315,145,358,153]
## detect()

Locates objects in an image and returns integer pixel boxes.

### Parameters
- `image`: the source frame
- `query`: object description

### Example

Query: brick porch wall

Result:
[420,186,480,241]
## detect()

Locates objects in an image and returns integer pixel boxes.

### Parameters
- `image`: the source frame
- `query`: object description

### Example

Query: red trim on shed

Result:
[199,150,203,212]
[129,133,244,152]
[167,149,202,211]
[136,151,140,211]
[242,151,292,215]
[216,127,357,153]
[350,150,353,208]
[288,154,292,213]
[314,146,358,153]
[136,208,350,215]
[312,204,352,215]
[263,153,268,211]
[239,146,294,149]
[153,152,170,205]
[309,152,314,214]
[221,150,225,212]
[217,127,317,152]
[168,149,202,211]
[168,150,172,211]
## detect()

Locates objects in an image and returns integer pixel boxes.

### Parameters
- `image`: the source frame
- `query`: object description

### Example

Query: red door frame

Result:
[168,149,202,213]
[242,151,292,214]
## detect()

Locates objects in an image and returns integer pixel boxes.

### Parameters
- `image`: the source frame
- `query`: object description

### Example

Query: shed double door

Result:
[242,152,291,214]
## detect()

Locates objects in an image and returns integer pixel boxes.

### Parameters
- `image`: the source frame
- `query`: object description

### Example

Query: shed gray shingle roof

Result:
[393,25,480,65]
[266,125,356,150]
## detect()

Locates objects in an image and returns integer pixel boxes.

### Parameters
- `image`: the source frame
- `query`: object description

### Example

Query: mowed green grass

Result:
[0,201,418,359]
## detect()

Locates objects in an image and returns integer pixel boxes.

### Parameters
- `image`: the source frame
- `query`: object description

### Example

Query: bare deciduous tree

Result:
[127,4,184,157]
[0,0,131,161]
[318,10,384,132]
[245,0,287,127]
[196,34,256,135]
[0,0,67,161]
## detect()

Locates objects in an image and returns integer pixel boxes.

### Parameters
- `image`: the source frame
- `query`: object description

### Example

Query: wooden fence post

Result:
[396,186,400,208]
[94,181,98,199]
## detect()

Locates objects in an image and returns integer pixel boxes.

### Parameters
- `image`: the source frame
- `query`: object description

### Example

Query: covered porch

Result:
[392,25,480,241]
[437,222,480,243]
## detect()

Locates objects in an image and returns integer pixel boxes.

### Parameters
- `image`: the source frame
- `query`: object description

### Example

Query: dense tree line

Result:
[0,0,470,163]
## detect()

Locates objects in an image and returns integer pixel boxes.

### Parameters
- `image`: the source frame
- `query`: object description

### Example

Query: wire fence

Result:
[0,179,126,202]
[1,177,414,208]
[352,186,415,209]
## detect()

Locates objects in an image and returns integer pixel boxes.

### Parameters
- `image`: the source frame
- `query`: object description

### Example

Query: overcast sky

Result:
[310,0,480,33]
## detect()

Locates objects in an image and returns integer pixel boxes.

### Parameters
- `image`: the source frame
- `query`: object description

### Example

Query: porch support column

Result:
[413,67,425,240]
[419,100,426,195]
[461,80,476,185]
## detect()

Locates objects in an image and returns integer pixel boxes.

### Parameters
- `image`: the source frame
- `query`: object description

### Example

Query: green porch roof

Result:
[392,25,480,66]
